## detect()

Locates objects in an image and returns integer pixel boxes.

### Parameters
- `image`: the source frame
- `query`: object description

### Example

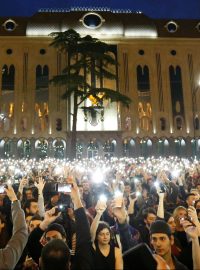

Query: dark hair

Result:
[194,199,200,208]
[95,221,112,243]
[45,223,66,239]
[164,211,172,223]
[23,199,38,212]
[30,214,43,222]
[142,207,156,220]
[41,239,70,270]
[186,193,195,200]
[142,183,150,193]
[150,220,172,238]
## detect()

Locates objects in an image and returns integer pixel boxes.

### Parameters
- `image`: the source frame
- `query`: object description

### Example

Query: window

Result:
[2,65,15,90]
[137,65,150,91]
[56,118,62,131]
[160,117,166,131]
[176,117,183,130]
[165,21,178,33]
[80,13,105,29]
[36,65,49,89]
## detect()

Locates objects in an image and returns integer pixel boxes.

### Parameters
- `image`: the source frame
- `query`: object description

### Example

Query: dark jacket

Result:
[27,207,95,270]
[173,255,189,270]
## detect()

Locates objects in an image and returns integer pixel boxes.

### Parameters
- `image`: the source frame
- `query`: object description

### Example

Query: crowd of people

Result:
[0,156,200,270]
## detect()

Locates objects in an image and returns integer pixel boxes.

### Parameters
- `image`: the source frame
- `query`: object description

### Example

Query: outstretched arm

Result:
[0,184,28,270]
[181,208,200,270]
[90,198,107,242]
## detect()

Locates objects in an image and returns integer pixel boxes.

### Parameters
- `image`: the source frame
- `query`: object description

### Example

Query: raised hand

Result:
[35,177,45,194]
[5,184,17,202]
[40,207,61,231]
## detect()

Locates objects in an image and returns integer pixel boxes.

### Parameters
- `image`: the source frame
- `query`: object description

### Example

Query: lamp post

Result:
[192,80,200,157]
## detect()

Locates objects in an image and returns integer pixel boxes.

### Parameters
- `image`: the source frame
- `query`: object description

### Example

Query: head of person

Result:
[42,223,67,246]
[124,182,131,195]
[24,188,34,200]
[190,189,200,201]
[194,199,200,210]
[164,212,176,234]
[24,199,39,215]
[82,179,90,193]
[95,221,112,246]
[28,214,43,233]
[173,206,187,228]
[50,192,60,206]
[150,220,173,259]
[142,207,157,227]
[142,183,150,199]
[40,239,70,270]
[196,183,200,194]
[186,193,196,207]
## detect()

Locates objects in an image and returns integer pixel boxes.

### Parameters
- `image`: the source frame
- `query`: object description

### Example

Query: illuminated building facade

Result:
[0,7,200,158]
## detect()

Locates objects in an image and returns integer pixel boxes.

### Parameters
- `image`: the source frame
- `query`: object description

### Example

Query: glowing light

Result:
[124,28,157,38]
[99,194,107,203]
[136,191,141,197]
[92,168,104,183]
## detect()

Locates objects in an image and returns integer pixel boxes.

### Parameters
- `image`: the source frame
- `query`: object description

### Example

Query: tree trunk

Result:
[69,92,78,160]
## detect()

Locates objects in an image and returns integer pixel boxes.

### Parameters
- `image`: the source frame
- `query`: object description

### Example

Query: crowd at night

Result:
[0,156,199,269]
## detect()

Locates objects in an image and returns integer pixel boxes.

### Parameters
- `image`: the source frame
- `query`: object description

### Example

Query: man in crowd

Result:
[150,220,189,270]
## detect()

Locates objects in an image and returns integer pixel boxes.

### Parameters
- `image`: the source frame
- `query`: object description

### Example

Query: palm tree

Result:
[49,29,131,159]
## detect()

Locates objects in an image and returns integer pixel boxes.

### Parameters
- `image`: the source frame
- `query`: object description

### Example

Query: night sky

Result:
[1,0,200,19]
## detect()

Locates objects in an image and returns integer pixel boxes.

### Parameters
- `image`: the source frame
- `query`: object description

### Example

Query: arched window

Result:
[137,65,150,91]
[103,139,115,158]
[53,139,65,159]
[36,65,49,89]
[35,139,48,159]
[194,117,199,130]
[176,116,183,130]
[160,117,166,131]
[87,139,98,158]
[2,64,15,90]
[56,118,62,131]
[169,65,185,121]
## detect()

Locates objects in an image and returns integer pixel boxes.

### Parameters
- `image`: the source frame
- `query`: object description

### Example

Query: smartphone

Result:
[0,185,5,194]
[54,204,68,215]
[123,243,157,270]
[114,190,123,207]
[57,183,71,193]
[180,216,196,227]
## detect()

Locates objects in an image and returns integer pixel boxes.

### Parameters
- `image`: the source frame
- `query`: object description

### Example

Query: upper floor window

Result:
[2,65,15,90]
[137,65,150,91]
[36,65,49,89]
